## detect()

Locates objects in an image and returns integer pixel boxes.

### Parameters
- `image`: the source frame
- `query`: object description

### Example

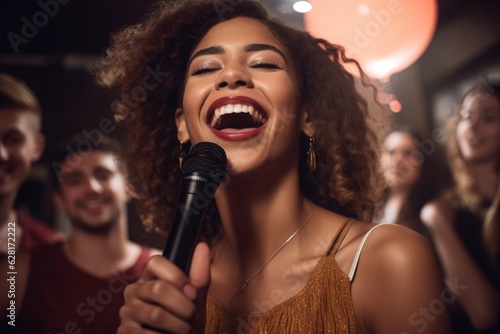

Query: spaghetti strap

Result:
[326,219,355,256]
[348,223,385,281]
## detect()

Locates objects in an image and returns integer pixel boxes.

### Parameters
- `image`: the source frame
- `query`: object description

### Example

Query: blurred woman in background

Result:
[421,81,500,333]
[380,129,450,240]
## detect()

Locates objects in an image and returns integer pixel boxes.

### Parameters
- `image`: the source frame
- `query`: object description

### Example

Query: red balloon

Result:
[304,0,438,80]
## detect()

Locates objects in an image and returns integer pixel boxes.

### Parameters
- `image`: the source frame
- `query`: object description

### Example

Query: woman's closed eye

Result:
[191,62,283,76]
[190,65,221,76]
[250,61,283,70]
[482,113,499,123]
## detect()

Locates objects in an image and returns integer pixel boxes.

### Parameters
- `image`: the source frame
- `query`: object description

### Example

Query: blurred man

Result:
[0,73,60,253]
[6,133,159,333]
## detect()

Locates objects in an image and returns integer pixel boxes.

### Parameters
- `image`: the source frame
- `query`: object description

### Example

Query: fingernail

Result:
[183,284,197,300]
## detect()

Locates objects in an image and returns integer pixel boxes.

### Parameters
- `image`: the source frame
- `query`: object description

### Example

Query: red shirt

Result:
[16,242,151,334]
[17,211,62,251]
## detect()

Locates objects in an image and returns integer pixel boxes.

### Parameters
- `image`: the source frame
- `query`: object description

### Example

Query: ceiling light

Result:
[293,1,312,13]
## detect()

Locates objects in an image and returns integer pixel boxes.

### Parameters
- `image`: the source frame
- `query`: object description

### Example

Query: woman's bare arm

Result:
[421,201,499,330]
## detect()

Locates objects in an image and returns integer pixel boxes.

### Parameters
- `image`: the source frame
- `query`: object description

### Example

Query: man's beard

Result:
[70,210,120,235]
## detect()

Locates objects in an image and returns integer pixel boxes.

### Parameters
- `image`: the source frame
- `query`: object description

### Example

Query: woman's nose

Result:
[465,115,481,133]
[0,143,9,161]
[215,64,253,89]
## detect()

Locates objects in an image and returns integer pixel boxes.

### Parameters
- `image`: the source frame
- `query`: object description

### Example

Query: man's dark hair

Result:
[50,133,125,190]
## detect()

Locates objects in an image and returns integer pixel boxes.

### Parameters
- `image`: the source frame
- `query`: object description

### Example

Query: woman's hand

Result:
[420,195,457,232]
[117,243,211,334]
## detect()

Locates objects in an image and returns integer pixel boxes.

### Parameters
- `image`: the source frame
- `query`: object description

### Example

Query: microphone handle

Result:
[145,181,209,332]
[162,178,212,273]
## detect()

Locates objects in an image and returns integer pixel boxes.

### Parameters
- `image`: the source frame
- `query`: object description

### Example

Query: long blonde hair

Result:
[446,81,500,270]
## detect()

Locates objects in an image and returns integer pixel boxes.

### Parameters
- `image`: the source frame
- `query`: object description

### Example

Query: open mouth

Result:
[78,197,110,211]
[468,137,481,146]
[82,200,105,209]
[208,103,268,131]
[0,165,15,177]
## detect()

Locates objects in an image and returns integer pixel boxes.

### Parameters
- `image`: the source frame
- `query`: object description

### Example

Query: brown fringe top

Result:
[205,220,357,333]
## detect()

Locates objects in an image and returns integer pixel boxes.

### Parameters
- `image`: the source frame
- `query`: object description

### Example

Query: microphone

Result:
[162,142,227,273]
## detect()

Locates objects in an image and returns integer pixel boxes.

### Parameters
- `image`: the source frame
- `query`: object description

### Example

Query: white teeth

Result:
[83,200,103,209]
[210,103,267,128]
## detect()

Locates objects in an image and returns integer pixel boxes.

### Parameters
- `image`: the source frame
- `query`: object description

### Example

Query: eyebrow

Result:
[60,166,116,180]
[93,166,117,174]
[61,170,83,181]
[189,46,224,64]
[188,43,287,65]
[3,129,25,138]
[244,43,287,61]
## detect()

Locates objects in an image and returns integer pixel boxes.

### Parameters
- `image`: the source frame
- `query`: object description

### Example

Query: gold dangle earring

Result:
[307,135,316,173]
[179,141,186,169]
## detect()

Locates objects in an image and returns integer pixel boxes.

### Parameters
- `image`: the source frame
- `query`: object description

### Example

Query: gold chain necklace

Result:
[226,206,316,305]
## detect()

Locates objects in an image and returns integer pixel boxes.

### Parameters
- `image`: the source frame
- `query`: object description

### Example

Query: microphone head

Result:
[181,142,227,184]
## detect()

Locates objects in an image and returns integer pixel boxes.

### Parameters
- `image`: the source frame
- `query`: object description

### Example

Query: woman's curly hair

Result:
[96,0,388,241]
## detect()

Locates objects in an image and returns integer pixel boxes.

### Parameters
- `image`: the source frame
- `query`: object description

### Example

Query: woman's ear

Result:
[175,107,190,142]
[300,110,314,137]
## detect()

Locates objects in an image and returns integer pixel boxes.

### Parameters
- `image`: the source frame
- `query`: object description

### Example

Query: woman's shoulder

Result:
[347,223,449,333]
[338,217,430,249]
[313,209,437,271]
[349,222,443,305]
[353,222,435,263]
[331,220,437,281]
[316,209,432,263]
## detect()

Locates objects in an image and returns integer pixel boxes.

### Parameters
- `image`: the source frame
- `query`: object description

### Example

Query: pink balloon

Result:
[304,0,438,80]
